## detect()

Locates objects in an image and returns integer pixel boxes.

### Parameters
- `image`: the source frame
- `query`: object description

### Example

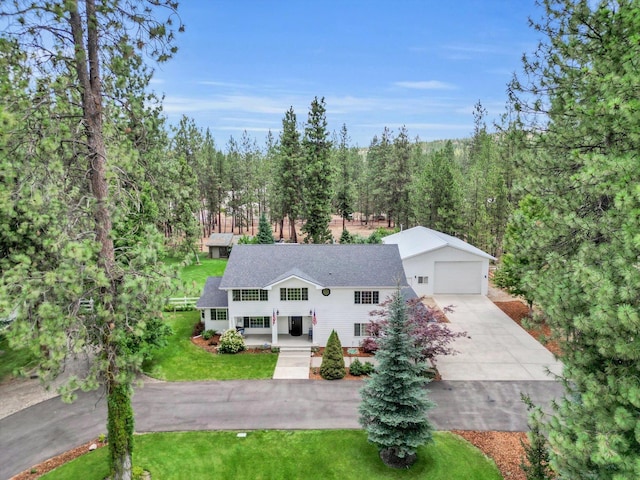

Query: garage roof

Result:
[382,226,495,260]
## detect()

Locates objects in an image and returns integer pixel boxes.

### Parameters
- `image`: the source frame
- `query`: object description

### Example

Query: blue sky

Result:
[153,1,543,149]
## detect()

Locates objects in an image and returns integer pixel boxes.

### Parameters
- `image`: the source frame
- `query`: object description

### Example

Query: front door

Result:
[290,316,303,336]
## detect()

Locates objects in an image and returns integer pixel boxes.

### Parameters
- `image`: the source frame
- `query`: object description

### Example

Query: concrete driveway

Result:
[432,295,563,381]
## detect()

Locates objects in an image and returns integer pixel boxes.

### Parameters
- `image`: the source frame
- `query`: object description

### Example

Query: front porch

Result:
[244,333,316,348]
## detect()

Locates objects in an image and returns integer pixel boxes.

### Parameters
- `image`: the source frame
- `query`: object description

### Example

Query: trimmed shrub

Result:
[202,329,217,340]
[320,330,346,380]
[218,329,246,354]
[350,359,375,376]
[349,358,364,376]
[360,337,379,354]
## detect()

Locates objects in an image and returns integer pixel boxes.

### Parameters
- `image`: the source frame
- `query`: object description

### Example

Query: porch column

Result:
[271,316,278,345]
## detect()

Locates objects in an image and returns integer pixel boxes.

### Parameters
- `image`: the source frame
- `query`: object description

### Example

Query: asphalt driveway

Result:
[0,379,563,479]
[432,295,563,381]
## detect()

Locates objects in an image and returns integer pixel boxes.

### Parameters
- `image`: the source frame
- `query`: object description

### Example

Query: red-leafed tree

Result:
[362,296,468,366]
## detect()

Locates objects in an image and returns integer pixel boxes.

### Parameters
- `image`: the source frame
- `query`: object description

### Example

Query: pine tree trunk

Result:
[70,3,132,478]
[107,373,134,480]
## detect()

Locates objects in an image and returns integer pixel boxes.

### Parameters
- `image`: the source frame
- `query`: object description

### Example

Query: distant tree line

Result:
[166,99,523,256]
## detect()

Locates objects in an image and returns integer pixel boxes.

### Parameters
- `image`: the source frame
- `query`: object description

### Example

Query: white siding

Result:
[202,308,230,332]
[226,277,397,346]
[401,246,490,296]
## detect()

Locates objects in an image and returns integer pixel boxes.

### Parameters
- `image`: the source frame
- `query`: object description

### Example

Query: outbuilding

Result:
[382,226,495,296]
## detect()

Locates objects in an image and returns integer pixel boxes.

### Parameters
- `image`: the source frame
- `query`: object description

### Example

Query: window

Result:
[201,310,205,320]
[354,290,379,304]
[279,287,309,301]
[214,309,228,321]
[354,323,369,337]
[417,276,428,284]
[232,289,268,301]
[243,316,271,328]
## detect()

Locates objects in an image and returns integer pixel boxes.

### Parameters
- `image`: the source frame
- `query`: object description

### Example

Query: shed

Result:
[382,226,495,296]
[205,233,234,259]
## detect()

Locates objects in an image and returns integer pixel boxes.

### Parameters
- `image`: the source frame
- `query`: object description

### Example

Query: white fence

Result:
[167,297,199,310]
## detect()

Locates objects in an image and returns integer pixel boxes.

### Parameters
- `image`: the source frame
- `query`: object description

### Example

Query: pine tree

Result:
[359,289,434,469]
[274,107,302,242]
[413,140,463,235]
[320,330,346,380]
[520,395,553,480]
[0,3,181,479]
[334,124,354,230]
[509,1,640,478]
[301,97,333,243]
[256,213,275,244]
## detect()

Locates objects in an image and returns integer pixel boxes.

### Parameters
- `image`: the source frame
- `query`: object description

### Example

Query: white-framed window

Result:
[417,276,428,284]
[280,287,309,301]
[354,290,379,304]
[213,308,228,321]
[354,323,369,337]
[232,289,268,301]
[243,316,271,328]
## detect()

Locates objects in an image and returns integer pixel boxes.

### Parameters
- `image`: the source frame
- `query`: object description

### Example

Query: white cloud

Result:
[163,94,300,115]
[394,80,456,90]
[149,77,165,85]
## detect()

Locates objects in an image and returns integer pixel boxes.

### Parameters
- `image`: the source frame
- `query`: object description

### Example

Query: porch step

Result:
[277,346,312,354]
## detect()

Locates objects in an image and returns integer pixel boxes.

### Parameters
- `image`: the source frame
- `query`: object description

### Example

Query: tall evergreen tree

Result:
[301,97,333,243]
[359,289,435,469]
[509,1,640,478]
[170,116,203,260]
[0,3,181,479]
[275,107,302,242]
[368,127,394,223]
[413,140,463,235]
[334,124,354,230]
[387,126,413,229]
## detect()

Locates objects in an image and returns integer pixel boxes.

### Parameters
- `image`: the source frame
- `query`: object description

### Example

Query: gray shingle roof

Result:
[219,244,408,289]
[196,277,228,308]
[205,233,234,247]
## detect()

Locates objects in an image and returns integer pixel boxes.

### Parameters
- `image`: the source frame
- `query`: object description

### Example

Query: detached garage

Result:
[382,227,495,296]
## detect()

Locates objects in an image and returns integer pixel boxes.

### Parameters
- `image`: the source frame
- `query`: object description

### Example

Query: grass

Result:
[143,311,277,381]
[163,256,227,293]
[41,430,502,480]
[0,334,37,382]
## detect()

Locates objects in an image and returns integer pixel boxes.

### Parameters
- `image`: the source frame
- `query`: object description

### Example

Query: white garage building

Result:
[382,226,495,296]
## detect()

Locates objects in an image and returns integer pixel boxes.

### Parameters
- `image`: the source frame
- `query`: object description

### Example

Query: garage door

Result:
[434,261,482,294]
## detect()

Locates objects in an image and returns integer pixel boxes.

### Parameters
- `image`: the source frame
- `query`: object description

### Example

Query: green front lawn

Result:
[143,311,277,381]
[42,430,502,480]
[0,334,37,382]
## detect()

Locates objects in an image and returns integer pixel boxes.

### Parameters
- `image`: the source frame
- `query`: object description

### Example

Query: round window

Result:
[321,288,331,296]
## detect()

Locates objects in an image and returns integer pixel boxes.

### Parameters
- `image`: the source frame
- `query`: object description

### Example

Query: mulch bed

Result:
[493,301,562,357]
[191,335,274,354]
[311,346,373,358]
[453,430,528,480]
[12,438,107,480]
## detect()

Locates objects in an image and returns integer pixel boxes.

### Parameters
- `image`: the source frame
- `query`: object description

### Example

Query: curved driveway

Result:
[0,379,563,479]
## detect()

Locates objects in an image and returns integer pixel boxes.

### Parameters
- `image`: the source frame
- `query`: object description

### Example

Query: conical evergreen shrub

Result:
[320,329,346,380]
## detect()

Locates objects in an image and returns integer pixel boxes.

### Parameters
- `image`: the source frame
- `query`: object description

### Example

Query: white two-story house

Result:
[196,243,409,347]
